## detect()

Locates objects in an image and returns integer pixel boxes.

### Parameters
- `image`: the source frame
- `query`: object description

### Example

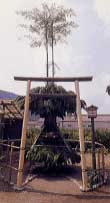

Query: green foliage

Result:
[61,128,91,141]
[16,83,76,120]
[30,84,76,119]
[61,128,110,149]
[95,129,110,149]
[60,128,79,140]
[88,170,104,190]
[26,127,110,151]
[26,146,80,170]
[17,3,76,48]
[26,127,40,149]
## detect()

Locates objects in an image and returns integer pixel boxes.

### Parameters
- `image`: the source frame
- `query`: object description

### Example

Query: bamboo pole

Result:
[75,80,88,191]
[17,80,31,188]
[0,142,20,149]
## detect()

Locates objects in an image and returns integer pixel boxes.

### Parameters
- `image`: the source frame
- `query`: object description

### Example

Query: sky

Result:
[0,0,110,113]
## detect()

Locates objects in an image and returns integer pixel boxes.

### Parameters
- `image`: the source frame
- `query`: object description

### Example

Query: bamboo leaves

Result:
[17,3,77,77]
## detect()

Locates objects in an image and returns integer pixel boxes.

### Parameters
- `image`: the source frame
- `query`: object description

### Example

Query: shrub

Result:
[95,129,110,149]
[26,146,81,170]
[61,128,110,149]
[26,127,40,150]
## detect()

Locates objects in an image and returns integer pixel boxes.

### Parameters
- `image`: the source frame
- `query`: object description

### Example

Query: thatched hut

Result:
[0,100,23,140]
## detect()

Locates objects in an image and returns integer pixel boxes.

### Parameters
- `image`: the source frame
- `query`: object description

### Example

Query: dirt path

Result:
[0,171,110,203]
[0,153,110,203]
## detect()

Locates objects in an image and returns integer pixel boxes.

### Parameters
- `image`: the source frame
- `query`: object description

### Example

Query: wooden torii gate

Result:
[14,76,93,191]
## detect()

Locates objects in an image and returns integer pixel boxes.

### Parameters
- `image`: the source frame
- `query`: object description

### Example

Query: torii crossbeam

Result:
[14,76,93,191]
[14,76,92,82]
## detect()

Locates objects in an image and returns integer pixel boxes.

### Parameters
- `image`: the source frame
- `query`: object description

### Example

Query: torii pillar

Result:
[17,80,31,188]
[75,80,88,191]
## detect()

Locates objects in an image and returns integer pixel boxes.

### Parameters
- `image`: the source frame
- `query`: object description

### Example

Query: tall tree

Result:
[17,3,76,77]
[46,3,77,77]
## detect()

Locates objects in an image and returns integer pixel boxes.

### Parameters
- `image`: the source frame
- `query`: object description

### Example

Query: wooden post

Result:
[75,80,88,191]
[91,118,96,170]
[17,80,31,188]
[97,148,100,170]
[101,146,105,181]
[7,138,10,162]
[9,142,14,183]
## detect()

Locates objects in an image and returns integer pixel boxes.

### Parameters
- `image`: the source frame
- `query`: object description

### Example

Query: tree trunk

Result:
[42,115,58,133]
[45,25,49,82]
[51,21,55,78]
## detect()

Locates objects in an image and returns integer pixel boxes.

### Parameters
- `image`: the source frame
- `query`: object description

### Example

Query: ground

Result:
[0,153,110,203]
[0,177,110,203]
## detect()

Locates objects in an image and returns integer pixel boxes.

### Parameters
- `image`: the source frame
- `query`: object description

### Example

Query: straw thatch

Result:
[0,100,23,120]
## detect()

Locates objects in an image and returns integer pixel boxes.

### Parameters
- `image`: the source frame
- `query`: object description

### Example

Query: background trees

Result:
[106,85,110,95]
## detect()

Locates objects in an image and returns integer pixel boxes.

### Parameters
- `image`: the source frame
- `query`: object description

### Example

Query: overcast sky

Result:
[0,0,110,113]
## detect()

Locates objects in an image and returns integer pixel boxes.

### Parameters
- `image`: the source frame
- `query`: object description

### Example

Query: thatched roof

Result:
[0,100,23,120]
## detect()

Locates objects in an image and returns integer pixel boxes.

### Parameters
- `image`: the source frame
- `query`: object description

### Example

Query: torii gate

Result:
[14,76,93,191]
